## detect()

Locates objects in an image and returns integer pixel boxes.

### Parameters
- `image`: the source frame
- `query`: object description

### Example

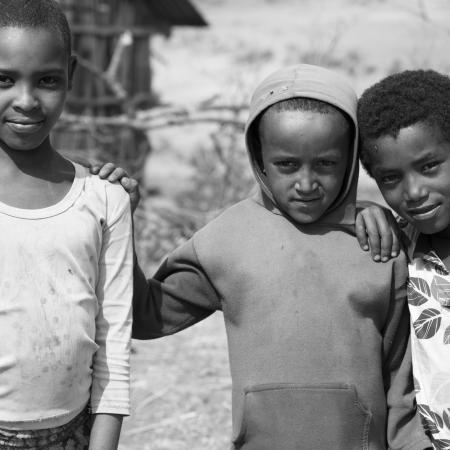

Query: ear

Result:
[68,55,77,90]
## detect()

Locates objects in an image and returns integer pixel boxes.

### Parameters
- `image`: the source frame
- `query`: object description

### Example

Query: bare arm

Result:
[89,414,123,450]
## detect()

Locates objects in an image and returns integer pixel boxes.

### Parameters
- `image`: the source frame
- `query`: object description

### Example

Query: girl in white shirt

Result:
[0,1,133,448]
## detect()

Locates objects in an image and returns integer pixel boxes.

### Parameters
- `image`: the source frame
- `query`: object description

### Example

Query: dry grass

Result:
[119,315,231,450]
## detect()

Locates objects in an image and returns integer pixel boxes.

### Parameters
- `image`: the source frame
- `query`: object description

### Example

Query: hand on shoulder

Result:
[355,201,401,262]
[90,163,140,213]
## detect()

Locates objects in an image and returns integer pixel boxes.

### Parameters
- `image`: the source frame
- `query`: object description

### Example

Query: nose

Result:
[294,168,318,194]
[13,85,39,112]
[404,174,427,203]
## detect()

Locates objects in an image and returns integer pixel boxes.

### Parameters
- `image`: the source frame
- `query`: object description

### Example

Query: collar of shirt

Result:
[413,236,450,307]
[415,249,450,276]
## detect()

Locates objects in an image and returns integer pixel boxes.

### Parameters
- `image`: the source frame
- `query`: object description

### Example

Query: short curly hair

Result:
[357,69,450,176]
[0,0,71,57]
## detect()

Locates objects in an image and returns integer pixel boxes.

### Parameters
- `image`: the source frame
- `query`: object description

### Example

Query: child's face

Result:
[367,122,450,236]
[0,27,75,152]
[259,109,350,224]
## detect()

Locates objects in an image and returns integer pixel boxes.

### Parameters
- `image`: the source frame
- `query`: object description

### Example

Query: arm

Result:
[355,201,401,262]
[89,414,123,450]
[90,184,133,443]
[383,257,431,449]
[132,237,222,339]
[90,162,222,338]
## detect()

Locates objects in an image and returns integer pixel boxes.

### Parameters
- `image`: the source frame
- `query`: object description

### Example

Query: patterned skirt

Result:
[0,408,91,449]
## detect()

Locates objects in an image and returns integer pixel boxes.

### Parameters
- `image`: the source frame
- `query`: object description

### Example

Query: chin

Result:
[413,220,447,235]
[289,213,321,225]
[8,138,47,152]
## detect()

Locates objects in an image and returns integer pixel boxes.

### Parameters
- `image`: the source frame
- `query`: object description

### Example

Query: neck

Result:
[429,234,450,268]
[0,138,62,179]
[432,227,450,240]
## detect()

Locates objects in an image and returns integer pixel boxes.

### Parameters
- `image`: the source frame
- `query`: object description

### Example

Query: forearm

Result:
[89,413,123,450]
[92,184,132,414]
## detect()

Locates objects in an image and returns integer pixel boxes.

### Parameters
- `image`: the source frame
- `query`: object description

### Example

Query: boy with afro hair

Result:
[357,69,450,447]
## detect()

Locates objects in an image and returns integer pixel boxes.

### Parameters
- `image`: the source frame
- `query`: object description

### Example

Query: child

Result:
[0,1,133,449]
[102,64,430,448]
[355,69,450,447]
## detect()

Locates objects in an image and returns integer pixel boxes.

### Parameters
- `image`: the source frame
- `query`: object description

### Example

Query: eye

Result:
[39,76,61,88]
[273,160,298,171]
[0,74,14,87]
[422,161,440,173]
[378,173,400,186]
[317,159,337,168]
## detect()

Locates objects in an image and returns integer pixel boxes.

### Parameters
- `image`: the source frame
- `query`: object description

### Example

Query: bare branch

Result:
[57,103,247,132]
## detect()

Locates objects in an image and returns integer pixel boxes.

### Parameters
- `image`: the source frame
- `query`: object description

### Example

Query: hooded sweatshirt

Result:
[133,65,430,450]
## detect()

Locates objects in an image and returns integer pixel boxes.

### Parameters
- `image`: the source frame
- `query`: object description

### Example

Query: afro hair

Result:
[357,69,450,176]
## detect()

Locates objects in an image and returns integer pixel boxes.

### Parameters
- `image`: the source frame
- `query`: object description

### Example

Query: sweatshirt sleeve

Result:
[132,237,222,339]
[383,256,431,450]
[90,184,133,416]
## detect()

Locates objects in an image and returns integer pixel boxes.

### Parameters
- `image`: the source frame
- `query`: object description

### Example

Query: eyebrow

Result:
[413,150,441,164]
[310,149,346,160]
[0,68,66,75]
[372,150,442,175]
[372,166,396,176]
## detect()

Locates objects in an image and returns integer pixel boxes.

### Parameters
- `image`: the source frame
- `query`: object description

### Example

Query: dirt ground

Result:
[119,1,450,448]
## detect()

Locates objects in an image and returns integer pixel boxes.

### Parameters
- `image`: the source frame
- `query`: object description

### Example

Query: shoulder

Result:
[398,221,420,260]
[73,163,131,222]
[195,198,262,237]
[191,197,270,261]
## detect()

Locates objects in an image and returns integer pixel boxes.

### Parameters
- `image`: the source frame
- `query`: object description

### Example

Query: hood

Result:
[244,64,358,227]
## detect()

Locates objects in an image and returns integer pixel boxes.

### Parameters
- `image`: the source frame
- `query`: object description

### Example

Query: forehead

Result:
[367,123,447,169]
[259,108,350,155]
[0,26,67,66]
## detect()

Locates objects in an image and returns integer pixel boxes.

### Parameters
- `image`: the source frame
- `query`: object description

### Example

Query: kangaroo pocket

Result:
[233,383,372,450]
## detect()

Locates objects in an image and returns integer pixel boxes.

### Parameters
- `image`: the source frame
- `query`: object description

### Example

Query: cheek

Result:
[45,91,66,109]
[270,179,290,197]
[379,188,403,210]
[322,170,346,195]
[266,176,292,201]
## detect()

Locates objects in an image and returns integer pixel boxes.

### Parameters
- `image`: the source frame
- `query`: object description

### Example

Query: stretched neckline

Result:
[0,161,86,219]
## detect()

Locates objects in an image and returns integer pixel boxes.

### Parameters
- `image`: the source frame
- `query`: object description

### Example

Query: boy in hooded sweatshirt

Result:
[101,64,430,449]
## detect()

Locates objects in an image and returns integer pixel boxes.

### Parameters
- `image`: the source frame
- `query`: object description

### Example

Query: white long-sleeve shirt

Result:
[0,163,133,429]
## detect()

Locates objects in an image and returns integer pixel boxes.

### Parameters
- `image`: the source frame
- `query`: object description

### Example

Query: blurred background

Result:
[54,1,450,448]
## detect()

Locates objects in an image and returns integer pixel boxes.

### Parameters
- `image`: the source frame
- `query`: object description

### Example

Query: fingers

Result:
[101,165,129,182]
[90,162,140,212]
[355,213,369,251]
[388,215,401,258]
[363,210,384,262]
[371,211,393,262]
[120,177,140,213]
[391,232,401,259]
[356,206,398,262]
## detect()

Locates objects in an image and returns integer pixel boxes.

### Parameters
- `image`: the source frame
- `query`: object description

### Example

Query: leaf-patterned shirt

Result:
[407,231,450,449]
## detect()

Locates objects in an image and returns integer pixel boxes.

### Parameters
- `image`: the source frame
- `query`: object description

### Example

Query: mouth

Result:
[407,203,441,221]
[6,119,45,133]
[292,197,321,206]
